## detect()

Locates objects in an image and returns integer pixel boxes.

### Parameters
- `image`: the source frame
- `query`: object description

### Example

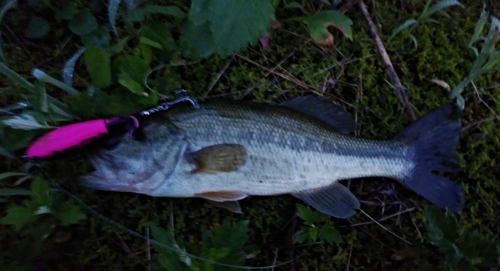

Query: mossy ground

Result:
[1,1,500,270]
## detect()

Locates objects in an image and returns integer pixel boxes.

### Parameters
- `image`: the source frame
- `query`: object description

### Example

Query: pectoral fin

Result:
[189,144,247,174]
[292,182,360,218]
[196,191,248,202]
[206,200,243,214]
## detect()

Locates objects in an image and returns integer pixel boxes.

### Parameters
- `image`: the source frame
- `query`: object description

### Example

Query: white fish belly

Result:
[151,140,411,197]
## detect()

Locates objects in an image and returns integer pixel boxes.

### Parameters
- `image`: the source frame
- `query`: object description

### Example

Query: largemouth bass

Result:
[80,96,464,218]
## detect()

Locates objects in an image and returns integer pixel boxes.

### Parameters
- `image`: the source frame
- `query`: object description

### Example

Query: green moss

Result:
[1,0,500,270]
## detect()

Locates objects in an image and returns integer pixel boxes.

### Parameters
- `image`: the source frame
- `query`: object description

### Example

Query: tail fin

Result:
[395,105,465,212]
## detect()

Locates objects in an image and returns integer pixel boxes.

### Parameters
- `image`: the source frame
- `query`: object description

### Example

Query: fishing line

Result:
[143,60,202,95]
[35,164,317,270]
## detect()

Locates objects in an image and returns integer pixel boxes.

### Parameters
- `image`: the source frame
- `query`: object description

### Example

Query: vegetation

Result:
[1,0,499,270]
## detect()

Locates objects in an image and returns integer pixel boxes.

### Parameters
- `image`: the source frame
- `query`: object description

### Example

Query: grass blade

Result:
[61,47,85,87]
[389,19,417,41]
[31,68,79,96]
[0,36,4,61]
[0,188,31,196]
[0,172,28,181]
[468,4,488,55]
[0,0,17,22]
[409,34,418,48]
[123,0,135,14]
[0,146,14,159]
[0,63,35,92]
[421,0,463,20]
[109,0,121,36]
[34,81,49,113]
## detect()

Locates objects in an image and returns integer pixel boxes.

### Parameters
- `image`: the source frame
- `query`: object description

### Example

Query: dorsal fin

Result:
[280,95,355,134]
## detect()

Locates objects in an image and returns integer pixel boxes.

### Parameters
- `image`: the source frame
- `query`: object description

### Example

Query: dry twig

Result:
[235,53,321,94]
[359,209,412,245]
[204,56,235,99]
[358,0,416,121]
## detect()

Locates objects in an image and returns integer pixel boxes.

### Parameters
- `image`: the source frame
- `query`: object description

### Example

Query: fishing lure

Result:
[25,90,198,160]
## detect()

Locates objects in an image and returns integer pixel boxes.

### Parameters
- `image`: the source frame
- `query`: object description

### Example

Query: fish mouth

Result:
[79,171,140,193]
[79,140,188,195]
[79,154,142,194]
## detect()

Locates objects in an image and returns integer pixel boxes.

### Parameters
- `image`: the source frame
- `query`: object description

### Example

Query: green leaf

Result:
[319,224,342,244]
[302,10,353,46]
[212,219,249,250]
[114,55,151,95]
[25,16,50,38]
[109,36,130,53]
[81,25,111,48]
[54,200,86,226]
[423,205,459,248]
[118,79,146,96]
[54,1,77,21]
[115,55,151,82]
[296,204,317,225]
[30,177,51,206]
[0,205,36,230]
[140,43,153,64]
[182,0,275,58]
[294,228,309,244]
[180,20,215,59]
[140,22,178,53]
[150,222,176,254]
[206,247,231,261]
[140,37,163,49]
[284,1,304,9]
[308,225,319,241]
[69,10,98,36]
[270,0,281,8]
[84,46,112,88]
[127,5,186,22]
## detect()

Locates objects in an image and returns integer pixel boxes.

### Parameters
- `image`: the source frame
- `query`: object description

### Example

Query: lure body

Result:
[25,117,138,159]
[24,90,197,160]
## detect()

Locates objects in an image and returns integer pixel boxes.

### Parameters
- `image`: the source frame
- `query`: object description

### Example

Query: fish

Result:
[79,95,465,218]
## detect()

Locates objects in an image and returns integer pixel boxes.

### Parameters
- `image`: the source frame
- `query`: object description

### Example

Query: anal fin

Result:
[292,182,360,218]
[196,191,248,202]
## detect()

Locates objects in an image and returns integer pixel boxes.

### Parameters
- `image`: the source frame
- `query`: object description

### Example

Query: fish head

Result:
[79,120,188,196]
